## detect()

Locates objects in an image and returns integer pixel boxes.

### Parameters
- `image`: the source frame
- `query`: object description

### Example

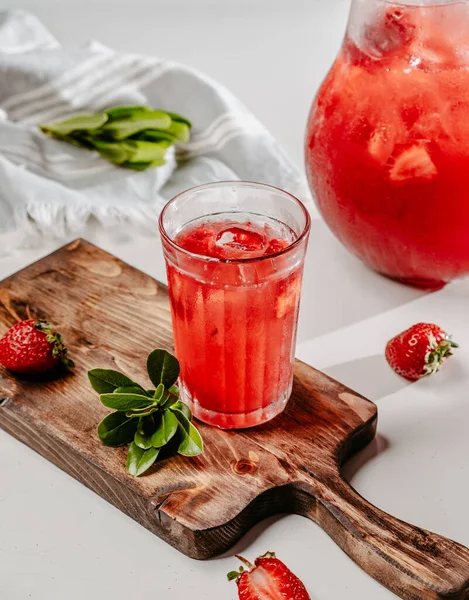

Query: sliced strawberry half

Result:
[228,552,311,600]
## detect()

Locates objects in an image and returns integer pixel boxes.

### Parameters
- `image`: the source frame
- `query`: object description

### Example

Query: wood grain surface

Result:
[1,239,469,600]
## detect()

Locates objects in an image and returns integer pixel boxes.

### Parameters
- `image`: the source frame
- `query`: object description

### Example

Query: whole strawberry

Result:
[0,319,74,374]
[385,322,457,381]
[228,552,311,600]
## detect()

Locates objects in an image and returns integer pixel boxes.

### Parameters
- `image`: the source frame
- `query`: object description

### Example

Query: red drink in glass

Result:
[306,0,469,287]
[159,182,310,429]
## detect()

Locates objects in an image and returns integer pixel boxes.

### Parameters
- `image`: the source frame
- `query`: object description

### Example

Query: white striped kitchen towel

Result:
[0,10,310,255]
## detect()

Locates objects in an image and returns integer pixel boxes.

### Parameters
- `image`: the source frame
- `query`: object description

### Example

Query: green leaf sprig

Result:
[88,349,203,477]
[40,106,192,171]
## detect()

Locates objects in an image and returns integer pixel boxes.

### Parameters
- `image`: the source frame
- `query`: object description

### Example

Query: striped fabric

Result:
[0,10,309,255]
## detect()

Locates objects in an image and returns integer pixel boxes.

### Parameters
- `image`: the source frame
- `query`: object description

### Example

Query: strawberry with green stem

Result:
[228,552,311,600]
[0,319,74,374]
[385,322,458,381]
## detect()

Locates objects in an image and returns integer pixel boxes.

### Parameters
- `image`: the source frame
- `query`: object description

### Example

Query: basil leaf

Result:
[172,409,204,456]
[135,415,156,448]
[134,431,154,450]
[97,412,138,447]
[170,400,192,422]
[127,442,159,476]
[166,111,192,128]
[147,349,180,388]
[169,385,180,398]
[88,369,139,394]
[40,113,108,136]
[115,386,149,396]
[154,383,165,401]
[150,409,178,448]
[137,416,146,435]
[100,393,154,411]
[125,405,161,419]
[102,111,172,140]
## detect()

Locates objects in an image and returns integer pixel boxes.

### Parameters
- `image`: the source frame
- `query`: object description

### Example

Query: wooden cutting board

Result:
[1,239,469,600]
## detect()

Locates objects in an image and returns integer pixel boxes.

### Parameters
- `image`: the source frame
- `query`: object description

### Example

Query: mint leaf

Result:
[127,443,159,476]
[88,369,141,394]
[147,349,180,388]
[100,393,154,411]
[150,409,178,448]
[172,409,204,456]
[97,412,138,447]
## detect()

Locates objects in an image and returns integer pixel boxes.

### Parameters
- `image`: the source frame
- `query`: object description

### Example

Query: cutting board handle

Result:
[301,474,469,599]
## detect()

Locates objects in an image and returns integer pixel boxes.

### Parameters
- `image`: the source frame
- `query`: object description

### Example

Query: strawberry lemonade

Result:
[159,182,310,429]
[306,0,469,286]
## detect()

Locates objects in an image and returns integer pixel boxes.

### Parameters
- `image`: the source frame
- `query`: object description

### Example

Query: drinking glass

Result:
[159,181,310,429]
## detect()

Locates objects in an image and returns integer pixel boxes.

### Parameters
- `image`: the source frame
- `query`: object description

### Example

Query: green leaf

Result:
[127,442,159,476]
[115,386,150,396]
[134,130,177,143]
[88,369,140,394]
[147,349,180,388]
[121,159,165,170]
[97,412,138,447]
[167,120,191,143]
[102,111,172,140]
[105,105,151,120]
[125,405,161,419]
[134,415,157,448]
[166,111,192,128]
[100,393,155,411]
[170,400,192,421]
[150,409,178,448]
[154,383,165,401]
[125,140,169,162]
[169,385,180,398]
[227,571,241,582]
[89,139,135,164]
[40,113,108,137]
[172,409,204,457]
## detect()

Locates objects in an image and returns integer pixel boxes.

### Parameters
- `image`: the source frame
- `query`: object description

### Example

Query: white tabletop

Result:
[2,1,469,599]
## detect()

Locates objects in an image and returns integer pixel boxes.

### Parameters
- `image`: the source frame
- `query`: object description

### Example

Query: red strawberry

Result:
[0,319,74,374]
[385,322,457,381]
[228,552,311,600]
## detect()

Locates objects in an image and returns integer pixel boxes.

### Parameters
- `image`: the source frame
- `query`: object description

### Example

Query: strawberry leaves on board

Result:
[88,349,203,476]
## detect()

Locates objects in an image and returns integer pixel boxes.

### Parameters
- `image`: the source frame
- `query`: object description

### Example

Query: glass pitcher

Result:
[305,0,469,288]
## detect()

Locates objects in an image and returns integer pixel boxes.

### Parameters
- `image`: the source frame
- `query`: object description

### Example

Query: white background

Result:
[1,1,469,599]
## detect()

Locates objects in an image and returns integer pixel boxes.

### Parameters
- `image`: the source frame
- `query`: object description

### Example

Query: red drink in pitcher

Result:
[159,182,310,429]
[306,0,469,287]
